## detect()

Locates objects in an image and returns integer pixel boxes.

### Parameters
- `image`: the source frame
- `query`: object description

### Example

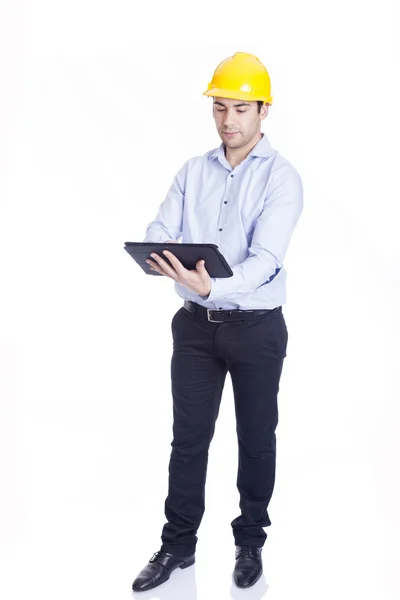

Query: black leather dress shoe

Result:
[132,550,195,592]
[233,545,263,588]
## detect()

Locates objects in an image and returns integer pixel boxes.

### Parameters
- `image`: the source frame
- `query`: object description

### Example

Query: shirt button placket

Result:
[219,171,233,232]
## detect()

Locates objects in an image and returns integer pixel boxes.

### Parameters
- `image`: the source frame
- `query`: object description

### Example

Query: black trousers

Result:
[160,303,288,555]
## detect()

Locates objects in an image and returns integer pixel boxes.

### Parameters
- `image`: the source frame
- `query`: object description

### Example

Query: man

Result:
[132,52,303,592]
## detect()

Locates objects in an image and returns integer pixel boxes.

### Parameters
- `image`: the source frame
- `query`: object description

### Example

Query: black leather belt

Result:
[183,300,280,323]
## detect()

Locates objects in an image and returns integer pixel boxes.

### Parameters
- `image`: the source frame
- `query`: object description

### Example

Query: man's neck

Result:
[225,132,263,168]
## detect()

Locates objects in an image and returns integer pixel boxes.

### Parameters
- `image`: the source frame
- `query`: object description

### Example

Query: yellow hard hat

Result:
[203,52,273,104]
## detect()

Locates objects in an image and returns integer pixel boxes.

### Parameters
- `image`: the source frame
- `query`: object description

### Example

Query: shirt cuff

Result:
[198,280,214,301]
[199,278,222,302]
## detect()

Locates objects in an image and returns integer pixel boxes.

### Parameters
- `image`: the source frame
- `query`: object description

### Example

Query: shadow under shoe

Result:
[132,550,196,592]
[233,545,263,588]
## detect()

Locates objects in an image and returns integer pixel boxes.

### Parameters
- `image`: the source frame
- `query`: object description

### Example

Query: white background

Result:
[0,1,399,599]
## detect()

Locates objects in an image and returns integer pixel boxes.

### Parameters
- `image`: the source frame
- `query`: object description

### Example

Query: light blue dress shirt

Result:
[144,133,303,310]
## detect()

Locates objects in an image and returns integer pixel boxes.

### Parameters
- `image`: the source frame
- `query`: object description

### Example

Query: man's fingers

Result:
[161,250,186,275]
[147,256,178,281]
[147,259,164,274]
[150,253,177,276]
[149,264,171,278]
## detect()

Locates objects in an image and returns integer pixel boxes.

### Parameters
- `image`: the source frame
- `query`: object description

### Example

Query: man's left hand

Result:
[146,250,211,297]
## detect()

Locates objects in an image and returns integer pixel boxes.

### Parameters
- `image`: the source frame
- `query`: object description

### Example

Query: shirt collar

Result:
[209,133,274,161]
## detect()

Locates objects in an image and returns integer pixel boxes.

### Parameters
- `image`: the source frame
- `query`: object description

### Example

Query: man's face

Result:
[213,97,268,149]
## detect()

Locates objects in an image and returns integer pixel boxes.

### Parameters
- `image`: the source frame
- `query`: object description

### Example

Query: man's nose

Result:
[222,110,235,127]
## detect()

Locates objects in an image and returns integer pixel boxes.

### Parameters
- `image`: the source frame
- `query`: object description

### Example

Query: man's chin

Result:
[224,139,242,149]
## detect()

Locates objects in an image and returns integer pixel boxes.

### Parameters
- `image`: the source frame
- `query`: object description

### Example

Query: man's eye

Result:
[215,108,246,113]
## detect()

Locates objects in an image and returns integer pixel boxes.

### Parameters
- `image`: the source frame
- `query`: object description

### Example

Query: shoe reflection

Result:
[132,562,197,600]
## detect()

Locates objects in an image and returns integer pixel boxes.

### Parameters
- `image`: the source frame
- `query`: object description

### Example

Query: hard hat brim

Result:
[203,87,272,104]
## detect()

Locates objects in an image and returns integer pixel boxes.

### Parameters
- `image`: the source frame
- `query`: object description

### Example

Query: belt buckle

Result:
[207,309,224,323]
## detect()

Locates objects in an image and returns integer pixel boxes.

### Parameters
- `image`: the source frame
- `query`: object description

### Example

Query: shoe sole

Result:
[132,557,195,592]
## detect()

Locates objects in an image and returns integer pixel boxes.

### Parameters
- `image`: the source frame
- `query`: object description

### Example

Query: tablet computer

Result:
[124,242,233,278]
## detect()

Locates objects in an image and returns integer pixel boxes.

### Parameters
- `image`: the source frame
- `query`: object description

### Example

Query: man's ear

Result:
[260,103,269,120]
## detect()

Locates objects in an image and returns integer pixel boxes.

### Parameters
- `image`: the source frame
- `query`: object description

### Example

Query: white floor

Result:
[1,400,399,600]
[1,489,398,600]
